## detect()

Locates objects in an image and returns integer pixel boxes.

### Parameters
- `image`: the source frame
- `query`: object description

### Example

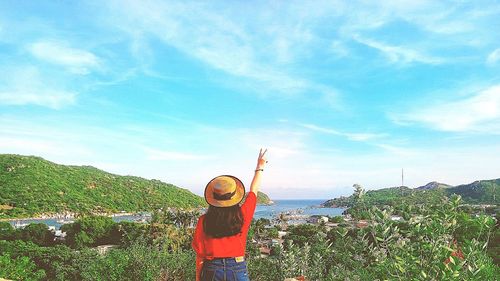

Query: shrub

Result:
[0,253,46,281]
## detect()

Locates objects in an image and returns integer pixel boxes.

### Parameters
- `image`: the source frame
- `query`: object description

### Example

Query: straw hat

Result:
[204,175,245,207]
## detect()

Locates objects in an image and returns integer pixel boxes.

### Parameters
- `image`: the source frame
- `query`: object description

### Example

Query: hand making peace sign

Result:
[256,148,268,170]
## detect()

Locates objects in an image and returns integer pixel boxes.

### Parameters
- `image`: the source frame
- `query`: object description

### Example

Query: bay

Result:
[8,200,345,230]
[255,199,345,219]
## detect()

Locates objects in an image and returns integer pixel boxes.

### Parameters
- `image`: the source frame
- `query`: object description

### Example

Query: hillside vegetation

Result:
[322,179,499,208]
[257,191,273,205]
[0,154,205,219]
[1,190,498,280]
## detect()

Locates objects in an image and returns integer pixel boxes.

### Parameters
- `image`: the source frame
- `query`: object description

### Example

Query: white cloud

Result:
[487,48,500,65]
[0,66,76,109]
[394,84,500,132]
[143,147,212,161]
[340,1,491,37]
[330,40,350,58]
[0,136,93,159]
[29,40,101,74]
[0,90,75,109]
[105,0,339,101]
[2,113,499,199]
[373,143,420,157]
[300,123,384,142]
[354,36,443,65]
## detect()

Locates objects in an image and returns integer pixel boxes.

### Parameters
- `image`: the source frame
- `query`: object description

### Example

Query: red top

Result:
[192,191,257,259]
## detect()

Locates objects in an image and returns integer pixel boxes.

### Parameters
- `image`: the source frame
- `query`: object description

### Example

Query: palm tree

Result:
[275,213,289,230]
[254,218,269,239]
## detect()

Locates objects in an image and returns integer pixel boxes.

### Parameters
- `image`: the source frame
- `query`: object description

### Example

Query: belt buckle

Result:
[235,256,244,262]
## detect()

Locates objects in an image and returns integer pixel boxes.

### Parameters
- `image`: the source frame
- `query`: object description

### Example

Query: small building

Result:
[308,215,329,224]
[324,222,340,231]
[356,220,369,228]
[13,221,28,229]
[284,276,307,281]
[55,230,66,238]
[95,245,117,255]
[271,238,282,246]
[259,246,271,257]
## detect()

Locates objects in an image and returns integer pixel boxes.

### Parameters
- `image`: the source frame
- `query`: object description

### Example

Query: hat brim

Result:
[204,175,245,207]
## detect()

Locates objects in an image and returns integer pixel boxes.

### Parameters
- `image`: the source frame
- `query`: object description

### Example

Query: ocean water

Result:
[8,215,150,230]
[254,199,345,219]
[8,200,345,229]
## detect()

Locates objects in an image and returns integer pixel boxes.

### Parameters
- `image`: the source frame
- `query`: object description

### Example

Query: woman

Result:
[192,149,268,281]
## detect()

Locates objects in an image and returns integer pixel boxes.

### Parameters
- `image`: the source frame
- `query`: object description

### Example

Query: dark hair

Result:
[203,205,243,238]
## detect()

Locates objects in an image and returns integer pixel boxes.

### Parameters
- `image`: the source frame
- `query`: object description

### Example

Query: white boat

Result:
[56,219,74,224]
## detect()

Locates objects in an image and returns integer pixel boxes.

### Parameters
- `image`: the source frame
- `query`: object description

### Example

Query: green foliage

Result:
[0,154,205,218]
[149,208,199,252]
[0,253,46,281]
[247,255,282,281]
[18,223,55,246]
[80,242,196,281]
[0,221,15,240]
[61,216,120,249]
[151,208,200,229]
[247,195,500,280]
[284,224,324,247]
[449,179,500,204]
[328,215,344,223]
[116,221,148,247]
[487,216,500,266]
[0,192,498,280]
[252,218,271,240]
[1,222,55,246]
[323,178,500,209]
[0,240,87,281]
[0,234,196,281]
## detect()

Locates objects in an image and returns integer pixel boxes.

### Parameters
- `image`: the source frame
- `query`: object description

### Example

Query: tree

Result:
[0,222,16,240]
[284,224,322,247]
[254,218,270,239]
[349,184,370,219]
[353,183,365,203]
[0,253,46,281]
[19,223,55,246]
[275,213,289,230]
[117,221,148,247]
[61,216,119,248]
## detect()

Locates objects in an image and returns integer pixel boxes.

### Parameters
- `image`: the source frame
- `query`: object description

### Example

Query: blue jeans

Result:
[201,258,250,281]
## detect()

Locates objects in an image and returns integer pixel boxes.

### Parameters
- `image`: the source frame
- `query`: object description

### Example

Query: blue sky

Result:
[1,1,499,199]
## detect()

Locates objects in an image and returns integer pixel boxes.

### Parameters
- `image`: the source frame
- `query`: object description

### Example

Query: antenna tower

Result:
[401,168,404,187]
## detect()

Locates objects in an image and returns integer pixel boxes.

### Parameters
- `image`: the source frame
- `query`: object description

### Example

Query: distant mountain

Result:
[322,186,417,208]
[0,154,206,219]
[243,191,273,205]
[448,179,499,204]
[322,179,499,208]
[257,191,274,205]
[416,181,451,190]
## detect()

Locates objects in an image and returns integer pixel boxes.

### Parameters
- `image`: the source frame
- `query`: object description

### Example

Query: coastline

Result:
[0,212,137,222]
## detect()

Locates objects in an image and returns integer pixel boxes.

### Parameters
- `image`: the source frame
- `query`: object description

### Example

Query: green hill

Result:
[322,178,499,208]
[448,179,499,204]
[0,154,205,219]
[257,191,273,205]
[243,191,273,205]
[416,181,451,190]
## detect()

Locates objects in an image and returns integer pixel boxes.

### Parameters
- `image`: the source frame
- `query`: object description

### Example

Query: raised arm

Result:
[250,148,267,194]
